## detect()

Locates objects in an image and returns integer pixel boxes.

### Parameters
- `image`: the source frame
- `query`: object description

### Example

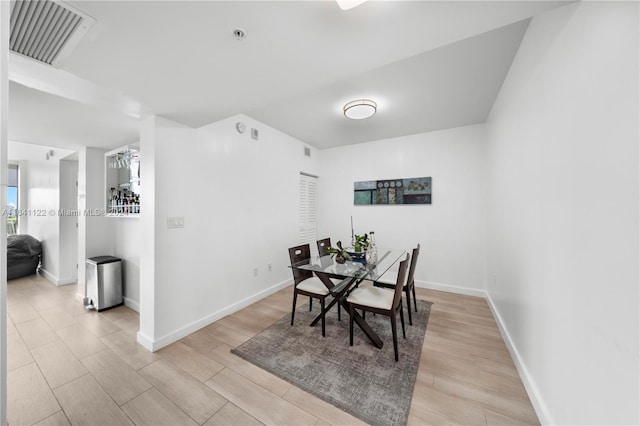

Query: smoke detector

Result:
[233,28,247,41]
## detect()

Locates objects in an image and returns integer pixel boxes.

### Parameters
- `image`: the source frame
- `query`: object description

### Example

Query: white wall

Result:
[138,115,157,345]
[74,146,141,309]
[78,146,142,310]
[1,4,8,423]
[113,217,140,311]
[319,124,487,295]
[485,2,639,424]
[77,147,114,297]
[138,114,321,350]
[7,142,75,285]
[26,157,60,280]
[58,159,78,284]
[16,160,28,234]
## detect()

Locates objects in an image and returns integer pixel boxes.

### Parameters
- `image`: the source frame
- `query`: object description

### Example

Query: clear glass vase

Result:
[365,232,378,265]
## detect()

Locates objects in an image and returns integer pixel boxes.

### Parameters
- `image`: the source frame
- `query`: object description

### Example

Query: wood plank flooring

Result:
[6,274,539,425]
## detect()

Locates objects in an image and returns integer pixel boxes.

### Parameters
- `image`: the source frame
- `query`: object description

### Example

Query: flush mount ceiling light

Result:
[343,99,377,120]
[336,0,369,10]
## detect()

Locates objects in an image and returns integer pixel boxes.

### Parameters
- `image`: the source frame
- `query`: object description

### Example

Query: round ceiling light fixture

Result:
[343,99,377,120]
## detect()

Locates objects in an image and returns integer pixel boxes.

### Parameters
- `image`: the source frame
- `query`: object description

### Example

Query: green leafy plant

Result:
[326,240,352,263]
[353,234,369,252]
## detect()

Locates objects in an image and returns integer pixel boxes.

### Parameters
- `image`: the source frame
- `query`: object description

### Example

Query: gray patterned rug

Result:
[231,299,432,426]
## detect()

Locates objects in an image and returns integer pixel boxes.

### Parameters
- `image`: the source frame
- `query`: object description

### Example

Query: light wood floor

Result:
[6,274,539,425]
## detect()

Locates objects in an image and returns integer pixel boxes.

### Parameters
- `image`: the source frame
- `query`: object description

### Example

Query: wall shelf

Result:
[105,144,140,218]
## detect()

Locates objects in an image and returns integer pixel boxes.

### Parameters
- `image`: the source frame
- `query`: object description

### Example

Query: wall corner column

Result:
[0,1,10,424]
[137,114,156,350]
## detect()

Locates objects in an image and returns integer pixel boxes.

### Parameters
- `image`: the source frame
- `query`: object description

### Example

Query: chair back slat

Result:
[392,254,410,307]
[316,238,332,257]
[405,244,420,291]
[288,244,313,285]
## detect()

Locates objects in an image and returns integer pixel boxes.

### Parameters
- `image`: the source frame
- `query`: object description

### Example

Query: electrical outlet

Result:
[268,263,272,272]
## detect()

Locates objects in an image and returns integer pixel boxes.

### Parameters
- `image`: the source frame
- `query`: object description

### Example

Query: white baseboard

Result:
[415,279,486,298]
[38,267,57,284]
[485,292,551,425]
[136,331,154,352]
[57,276,77,286]
[38,268,76,286]
[140,279,292,352]
[123,297,139,313]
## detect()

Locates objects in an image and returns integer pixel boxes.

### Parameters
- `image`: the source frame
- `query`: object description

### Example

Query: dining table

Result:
[290,248,406,349]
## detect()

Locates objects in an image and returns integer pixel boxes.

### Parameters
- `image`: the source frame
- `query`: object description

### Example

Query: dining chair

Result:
[288,244,332,336]
[316,237,332,257]
[346,254,409,361]
[374,244,420,325]
[303,237,330,314]
[315,237,343,320]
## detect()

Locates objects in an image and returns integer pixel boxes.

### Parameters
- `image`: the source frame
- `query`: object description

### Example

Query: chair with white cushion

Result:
[347,254,409,361]
[288,244,331,336]
[374,244,420,325]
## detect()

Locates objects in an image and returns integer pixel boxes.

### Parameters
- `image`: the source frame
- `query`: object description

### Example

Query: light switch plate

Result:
[167,217,185,229]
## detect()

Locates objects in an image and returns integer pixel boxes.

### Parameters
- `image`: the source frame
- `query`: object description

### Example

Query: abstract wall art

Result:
[354,177,432,205]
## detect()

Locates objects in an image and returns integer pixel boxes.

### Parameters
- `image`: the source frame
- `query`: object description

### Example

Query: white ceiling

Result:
[8,0,572,151]
[9,81,140,150]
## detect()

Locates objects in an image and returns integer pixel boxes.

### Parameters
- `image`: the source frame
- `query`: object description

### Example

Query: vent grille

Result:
[10,0,94,67]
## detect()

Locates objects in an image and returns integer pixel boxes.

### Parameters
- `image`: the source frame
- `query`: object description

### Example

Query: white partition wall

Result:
[137,114,321,350]
[137,115,157,349]
[77,147,114,298]
[58,159,78,284]
[1,2,9,424]
[485,2,639,424]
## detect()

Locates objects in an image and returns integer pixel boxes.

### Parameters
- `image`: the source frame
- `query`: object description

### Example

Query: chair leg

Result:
[291,291,298,326]
[390,314,399,362]
[405,288,413,326]
[338,302,341,321]
[412,286,418,312]
[309,297,313,311]
[349,305,355,346]
[320,298,325,337]
[399,302,406,339]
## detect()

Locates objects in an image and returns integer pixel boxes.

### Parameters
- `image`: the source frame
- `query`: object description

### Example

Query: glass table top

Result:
[291,248,406,282]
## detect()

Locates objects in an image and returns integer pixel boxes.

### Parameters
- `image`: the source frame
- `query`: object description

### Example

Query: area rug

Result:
[231,299,432,426]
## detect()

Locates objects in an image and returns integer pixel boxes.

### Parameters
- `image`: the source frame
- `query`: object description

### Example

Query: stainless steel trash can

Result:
[85,256,123,311]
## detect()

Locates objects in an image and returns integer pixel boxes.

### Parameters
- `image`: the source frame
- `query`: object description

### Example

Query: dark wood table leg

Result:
[308,272,346,327]
[341,298,383,349]
[309,297,339,326]
[308,273,383,349]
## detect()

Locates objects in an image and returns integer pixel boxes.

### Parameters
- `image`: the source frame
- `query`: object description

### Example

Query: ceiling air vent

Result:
[10,0,95,67]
